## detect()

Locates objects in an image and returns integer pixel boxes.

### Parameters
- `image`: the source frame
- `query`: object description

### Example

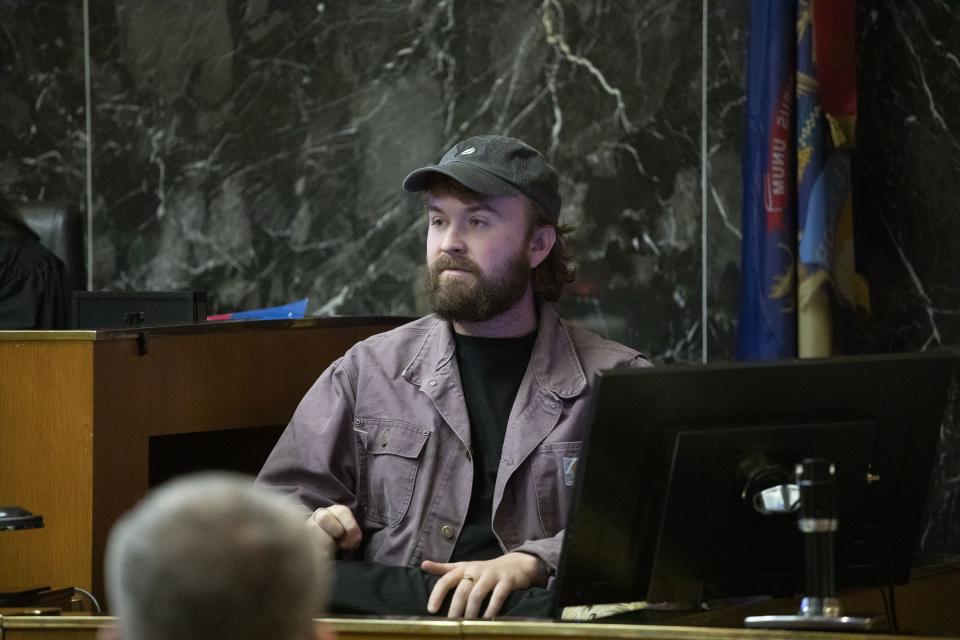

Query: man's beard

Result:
[423,252,531,322]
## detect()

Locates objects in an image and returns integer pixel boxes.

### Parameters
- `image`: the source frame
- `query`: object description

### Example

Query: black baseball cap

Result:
[402,135,561,223]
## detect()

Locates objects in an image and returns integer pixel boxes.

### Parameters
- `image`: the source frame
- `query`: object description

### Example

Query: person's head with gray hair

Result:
[105,472,332,640]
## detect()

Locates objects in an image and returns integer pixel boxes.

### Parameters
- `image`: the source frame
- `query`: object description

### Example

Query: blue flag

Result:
[207,298,308,321]
[737,0,798,359]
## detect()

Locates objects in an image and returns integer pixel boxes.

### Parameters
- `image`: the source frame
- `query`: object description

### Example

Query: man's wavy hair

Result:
[424,175,576,302]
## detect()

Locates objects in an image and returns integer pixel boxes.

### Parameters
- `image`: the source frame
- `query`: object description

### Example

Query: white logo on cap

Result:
[460,147,476,155]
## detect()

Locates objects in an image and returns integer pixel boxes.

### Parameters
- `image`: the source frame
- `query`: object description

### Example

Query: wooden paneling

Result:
[88,321,401,600]
[836,561,960,637]
[0,318,405,604]
[0,341,94,593]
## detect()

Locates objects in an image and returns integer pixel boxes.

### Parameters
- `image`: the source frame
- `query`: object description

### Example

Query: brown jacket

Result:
[257,304,649,574]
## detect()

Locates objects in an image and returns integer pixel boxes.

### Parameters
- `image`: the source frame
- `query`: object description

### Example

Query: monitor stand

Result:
[744,458,880,632]
[744,596,876,631]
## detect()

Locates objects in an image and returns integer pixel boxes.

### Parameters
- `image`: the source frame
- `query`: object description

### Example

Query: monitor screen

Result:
[556,351,956,607]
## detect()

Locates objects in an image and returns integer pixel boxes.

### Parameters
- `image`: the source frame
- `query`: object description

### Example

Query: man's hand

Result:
[306,504,362,558]
[421,552,549,619]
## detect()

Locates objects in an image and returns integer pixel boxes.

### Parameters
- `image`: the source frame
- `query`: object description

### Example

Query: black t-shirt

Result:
[451,330,537,561]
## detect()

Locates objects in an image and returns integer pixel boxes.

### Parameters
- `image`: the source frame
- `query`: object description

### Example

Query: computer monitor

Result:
[555,351,956,608]
[71,291,206,329]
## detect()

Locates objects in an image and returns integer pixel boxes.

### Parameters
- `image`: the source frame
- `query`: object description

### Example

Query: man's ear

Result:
[97,623,122,640]
[528,225,557,269]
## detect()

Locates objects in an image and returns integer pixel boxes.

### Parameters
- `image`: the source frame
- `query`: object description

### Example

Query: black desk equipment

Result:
[556,351,956,628]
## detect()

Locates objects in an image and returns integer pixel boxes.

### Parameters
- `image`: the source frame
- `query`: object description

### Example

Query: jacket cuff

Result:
[511,530,564,576]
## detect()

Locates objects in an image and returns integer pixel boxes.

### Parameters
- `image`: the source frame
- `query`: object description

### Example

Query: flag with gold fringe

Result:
[796,0,869,357]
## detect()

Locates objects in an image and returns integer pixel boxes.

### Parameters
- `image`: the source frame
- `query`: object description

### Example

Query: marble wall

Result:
[855,0,960,557]
[3,0,740,362]
[1,1,958,552]
[0,2,86,206]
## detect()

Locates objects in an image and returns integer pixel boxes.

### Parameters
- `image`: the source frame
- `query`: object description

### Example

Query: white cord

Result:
[73,587,101,613]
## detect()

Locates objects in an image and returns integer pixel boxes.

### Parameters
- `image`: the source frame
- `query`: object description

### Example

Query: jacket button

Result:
[440,524,455,540]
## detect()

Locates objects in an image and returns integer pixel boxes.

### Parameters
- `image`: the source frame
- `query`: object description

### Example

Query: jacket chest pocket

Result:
[529,440,581,537]
[354,419,430,527]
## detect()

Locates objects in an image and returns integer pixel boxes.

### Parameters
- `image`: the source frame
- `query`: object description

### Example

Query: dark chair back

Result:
[17,202,87,292]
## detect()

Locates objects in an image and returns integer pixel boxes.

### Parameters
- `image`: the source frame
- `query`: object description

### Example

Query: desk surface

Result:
[0,616,951,640]
[0,315,413,341]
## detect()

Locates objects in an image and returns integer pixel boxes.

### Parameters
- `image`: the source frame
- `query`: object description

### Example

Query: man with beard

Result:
[257,135,649,618]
